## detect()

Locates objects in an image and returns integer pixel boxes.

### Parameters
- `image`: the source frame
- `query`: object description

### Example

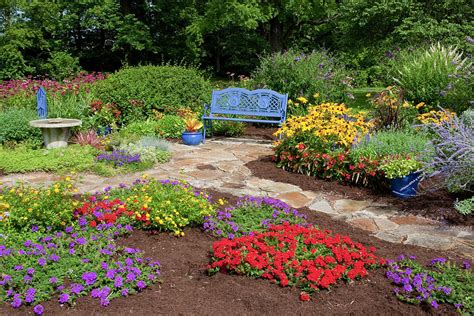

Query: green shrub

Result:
[41,51,82,80]
[393,44,473,113]
[352,128,431,160]
[0,108,43,145]
[92,65,213,122]
[120,120,159,137]
[155,115,185,138]
[0,45,30,80]
[252,49,349,108]
[210,120,245,137]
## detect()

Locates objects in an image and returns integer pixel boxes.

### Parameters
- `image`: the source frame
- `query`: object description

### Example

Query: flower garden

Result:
[0,15,473,315]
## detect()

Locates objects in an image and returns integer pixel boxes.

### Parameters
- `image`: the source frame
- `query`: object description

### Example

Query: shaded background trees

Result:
[0,0,472,81]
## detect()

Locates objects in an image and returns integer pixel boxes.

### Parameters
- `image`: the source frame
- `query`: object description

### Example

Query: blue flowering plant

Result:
[203,196,307,239]
[386,255,473,314]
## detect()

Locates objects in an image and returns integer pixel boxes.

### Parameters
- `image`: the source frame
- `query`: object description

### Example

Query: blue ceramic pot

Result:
[182,131,202,146]
[390,172,421,199]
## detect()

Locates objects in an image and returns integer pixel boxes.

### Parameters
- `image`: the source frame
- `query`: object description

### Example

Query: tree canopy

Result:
[0,0,472,79]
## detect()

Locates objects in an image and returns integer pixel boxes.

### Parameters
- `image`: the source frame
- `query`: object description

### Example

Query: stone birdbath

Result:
[29,118,82,149]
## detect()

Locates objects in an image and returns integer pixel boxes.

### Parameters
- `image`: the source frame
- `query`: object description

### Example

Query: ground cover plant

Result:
[386,255,473,314]
[0,144,162,177]
[0,223,160,314]
[208,223,386,300]
[203,196,307,239]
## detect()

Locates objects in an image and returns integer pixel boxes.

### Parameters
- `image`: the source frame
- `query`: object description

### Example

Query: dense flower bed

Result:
[386,255,473,313]
[0,72,105,99]
[0,223,160,314]
[203,196,307,239]
[209,223,385,299]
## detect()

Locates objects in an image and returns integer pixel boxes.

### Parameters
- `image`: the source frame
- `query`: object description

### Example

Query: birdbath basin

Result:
[29,118,82,149]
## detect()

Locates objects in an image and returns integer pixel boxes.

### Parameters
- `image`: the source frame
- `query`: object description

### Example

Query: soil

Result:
[245,155,474,227]
[2,190,467,316]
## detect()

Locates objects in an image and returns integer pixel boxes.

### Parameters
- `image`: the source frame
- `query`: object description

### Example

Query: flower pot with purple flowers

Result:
[182,117,203,146]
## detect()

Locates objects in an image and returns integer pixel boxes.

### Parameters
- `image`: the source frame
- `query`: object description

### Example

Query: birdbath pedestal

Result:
[29,118,82,149]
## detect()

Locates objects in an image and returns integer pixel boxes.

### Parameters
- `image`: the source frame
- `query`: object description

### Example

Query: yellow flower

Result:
[365,93,371,97]
[297,97,308,104]
[313,93,320,98]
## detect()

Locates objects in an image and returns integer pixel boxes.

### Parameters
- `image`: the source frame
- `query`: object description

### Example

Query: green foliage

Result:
[210,120,245,137]
[388,257,473,314]
[155,115,185,138]
[352,129,430,160]
[252,49,349,104]
[119,120,159,138]
[0,145,98,174]
[0,180,76,231]
[0,45,30,80]
[118,143,171,165]
[203,196,307,239]
[0,108,42,145]
[47,91,93,121]
[92,65,212,121]
[454,196,473,216]
[107,179,215,236]
[0,224,160,313]
[393,44,473,113]
[137,136,171,152]
[41,51,82,80]
[380,157,422,179]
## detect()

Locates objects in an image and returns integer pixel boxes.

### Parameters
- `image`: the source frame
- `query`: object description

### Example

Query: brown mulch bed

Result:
[245,155,474,227]
[3,190,466,316]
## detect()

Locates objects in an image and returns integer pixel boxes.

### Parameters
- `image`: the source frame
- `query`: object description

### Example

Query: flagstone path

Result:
[1,138,472,259]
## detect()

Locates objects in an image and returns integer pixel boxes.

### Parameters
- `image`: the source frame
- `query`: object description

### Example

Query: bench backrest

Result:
[209,88,288,122]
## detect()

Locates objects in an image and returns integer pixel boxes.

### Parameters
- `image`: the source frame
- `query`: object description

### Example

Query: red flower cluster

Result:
[75,197,132,226]
[209,223,385,298]
[274,144,382,187]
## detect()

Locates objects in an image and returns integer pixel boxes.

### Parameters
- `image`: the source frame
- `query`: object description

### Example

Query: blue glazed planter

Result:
[390,172,421,199]
[182,131,202,146]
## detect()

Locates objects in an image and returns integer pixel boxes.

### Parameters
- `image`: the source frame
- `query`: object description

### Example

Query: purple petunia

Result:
[114,276,123,288]
[136,280,146,290]
[59,293,70,304]
[49,277,58,284]
[49,254,60,262]
[82,272,97,286]
[11,294,22,308]
[70,283,84,295]
[121,288,129,296]
[33,304,44,315]
[25,288,36,303]
[430,258,447,265]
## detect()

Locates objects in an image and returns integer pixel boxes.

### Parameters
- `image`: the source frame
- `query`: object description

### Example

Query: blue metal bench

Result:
[202,88,288,142]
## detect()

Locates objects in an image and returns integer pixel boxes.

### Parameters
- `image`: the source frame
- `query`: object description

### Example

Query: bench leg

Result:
[203,120,206,143]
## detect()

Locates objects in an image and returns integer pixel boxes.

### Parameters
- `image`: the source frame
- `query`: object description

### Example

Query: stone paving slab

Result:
[0,138,472,259]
